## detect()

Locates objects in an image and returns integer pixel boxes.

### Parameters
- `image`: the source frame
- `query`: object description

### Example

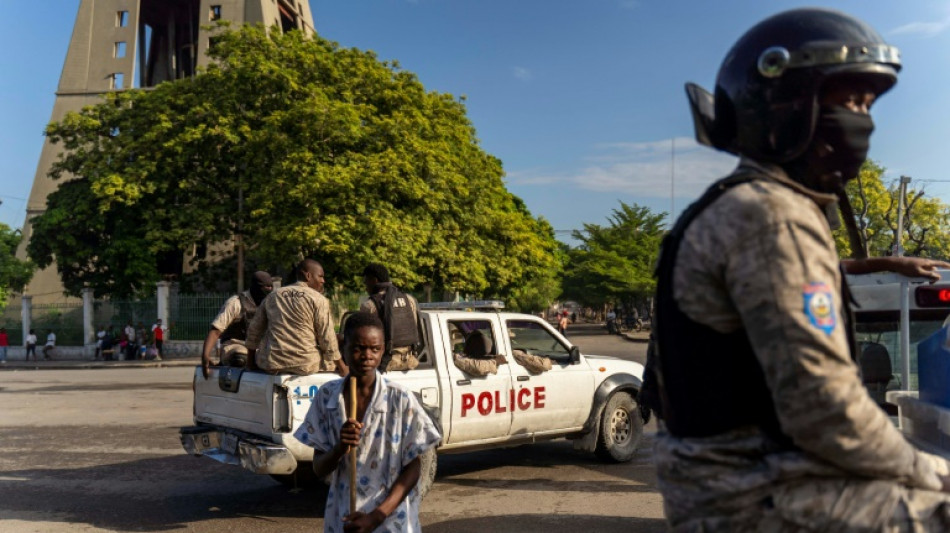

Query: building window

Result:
[112,73,125,89]
[209,5,222,21]
[114,42,127,59]
[116,11,129,27]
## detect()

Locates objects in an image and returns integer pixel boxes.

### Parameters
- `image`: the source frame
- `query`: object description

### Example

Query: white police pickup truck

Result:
[180,301,648,493]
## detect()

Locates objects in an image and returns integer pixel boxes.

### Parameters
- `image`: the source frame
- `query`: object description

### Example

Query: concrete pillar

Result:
[82,288,94,349]
[21,296,31,360]
[156,281,171,326]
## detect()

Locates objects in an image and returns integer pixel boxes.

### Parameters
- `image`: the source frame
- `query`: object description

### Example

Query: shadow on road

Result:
[0,453,325,531]
[425,514,667,533]
[435,436,657,491]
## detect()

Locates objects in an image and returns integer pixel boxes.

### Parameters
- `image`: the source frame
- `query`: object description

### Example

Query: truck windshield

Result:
[506,320,571,361]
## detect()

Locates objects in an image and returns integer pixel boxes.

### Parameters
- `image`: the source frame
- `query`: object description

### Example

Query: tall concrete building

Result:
[19,0,314,303]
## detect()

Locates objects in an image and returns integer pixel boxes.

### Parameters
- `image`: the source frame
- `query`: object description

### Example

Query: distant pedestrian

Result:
[95,325,106,360]
[0,328,8,363]
[558,311,570,336]
[124,321,137,360]
[136,322,148,359]
[25,329,37,361]
[43,330,56,360]
[151,319,166,360]
[102,326,116,360]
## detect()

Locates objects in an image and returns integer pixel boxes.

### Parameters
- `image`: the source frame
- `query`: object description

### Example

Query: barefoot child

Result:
[295,312,441,532]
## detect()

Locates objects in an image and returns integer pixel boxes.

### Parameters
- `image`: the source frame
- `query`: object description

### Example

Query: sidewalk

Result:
[621,330,651,343]
[0,357,200,371]
[569,321,651,343]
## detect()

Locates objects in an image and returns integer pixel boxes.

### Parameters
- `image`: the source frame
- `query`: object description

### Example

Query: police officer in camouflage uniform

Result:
[452,330,507,376]
[200,271,273,379]
[645,8,950,532]
[360,263,421,372]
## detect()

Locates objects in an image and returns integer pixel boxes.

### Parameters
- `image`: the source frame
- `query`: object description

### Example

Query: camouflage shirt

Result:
[656,160,950,529]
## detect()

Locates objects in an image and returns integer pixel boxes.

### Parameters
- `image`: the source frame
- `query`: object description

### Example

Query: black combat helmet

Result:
[686,8,901,163]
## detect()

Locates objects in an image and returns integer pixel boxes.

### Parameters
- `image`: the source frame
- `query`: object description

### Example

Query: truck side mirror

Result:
[569,346,581,365]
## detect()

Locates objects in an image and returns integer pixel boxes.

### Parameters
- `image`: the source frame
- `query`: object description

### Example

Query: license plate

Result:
[222,433,239,454]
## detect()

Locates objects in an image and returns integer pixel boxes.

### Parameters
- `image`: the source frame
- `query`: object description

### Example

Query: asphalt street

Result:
[0,323,663,532]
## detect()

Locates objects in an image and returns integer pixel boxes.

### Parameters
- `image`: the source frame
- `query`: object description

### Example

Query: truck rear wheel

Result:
[594,391,643,463]
[269,462,323,489]
[416,448,438,500]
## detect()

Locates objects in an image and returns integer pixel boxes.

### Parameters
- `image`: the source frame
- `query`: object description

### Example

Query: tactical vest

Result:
[644,171,856,442]
[219,292,258,343]
[370,284,420,356]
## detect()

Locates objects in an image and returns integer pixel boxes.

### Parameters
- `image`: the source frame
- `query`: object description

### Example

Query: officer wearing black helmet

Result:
[645,8,950,531]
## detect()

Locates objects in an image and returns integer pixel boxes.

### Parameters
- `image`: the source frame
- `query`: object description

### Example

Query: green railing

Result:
[16,289,392,346]
[32,302,85,345]
[0,305,23,346]
[170,293,231,341]
[94,299,157,337]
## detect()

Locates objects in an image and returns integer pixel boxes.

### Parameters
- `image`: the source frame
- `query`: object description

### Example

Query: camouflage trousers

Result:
[672,478,950,532]
[219,341,248,366]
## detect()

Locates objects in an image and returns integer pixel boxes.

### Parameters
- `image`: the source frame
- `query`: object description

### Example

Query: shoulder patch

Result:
[803,282,836,335]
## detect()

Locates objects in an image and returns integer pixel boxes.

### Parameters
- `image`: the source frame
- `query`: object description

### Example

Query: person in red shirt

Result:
[0,327,8,363]
[150,319,166,360]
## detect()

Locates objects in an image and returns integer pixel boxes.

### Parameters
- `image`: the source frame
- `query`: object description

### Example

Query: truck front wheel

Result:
[594,392,643,463]
[416,447,438,500]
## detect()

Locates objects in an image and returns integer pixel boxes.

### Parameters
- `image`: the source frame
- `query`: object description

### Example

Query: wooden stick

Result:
[348,375,358,515]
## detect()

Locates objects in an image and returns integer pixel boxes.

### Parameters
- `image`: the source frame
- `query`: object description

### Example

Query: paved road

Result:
[0,324,663,532]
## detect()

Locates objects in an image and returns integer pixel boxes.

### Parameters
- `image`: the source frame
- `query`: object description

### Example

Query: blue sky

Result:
[2,1,950,242]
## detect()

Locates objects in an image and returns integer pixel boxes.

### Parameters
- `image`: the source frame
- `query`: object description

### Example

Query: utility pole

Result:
[670,138,676,221]
[237,180,245,294]
[894,175,911,257]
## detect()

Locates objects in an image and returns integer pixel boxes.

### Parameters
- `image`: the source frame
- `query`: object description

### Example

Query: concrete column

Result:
[21,296,31,359]
[82,288,94,349]
[156,281,171,326]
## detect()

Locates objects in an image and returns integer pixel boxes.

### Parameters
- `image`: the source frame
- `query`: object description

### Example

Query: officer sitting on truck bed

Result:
[246,258,348,377]
[200,271,273,379]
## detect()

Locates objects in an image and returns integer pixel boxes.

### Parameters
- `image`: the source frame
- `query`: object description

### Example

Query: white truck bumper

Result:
[180,426,297,475]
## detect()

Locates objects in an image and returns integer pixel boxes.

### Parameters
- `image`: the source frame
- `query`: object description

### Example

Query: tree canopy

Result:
[835,160,950,259]
[28,24,561,305]
[0,224,34,306]
[561,202,665,308]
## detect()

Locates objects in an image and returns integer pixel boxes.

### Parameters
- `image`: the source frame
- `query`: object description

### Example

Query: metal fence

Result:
[32,302,85,345]
[13,288,383,347]
[0,305,23,346]
[170,293,230,341]
[94,299,157,336]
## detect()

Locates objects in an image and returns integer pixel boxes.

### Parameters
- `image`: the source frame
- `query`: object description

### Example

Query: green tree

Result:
[561,202,665,308]
[29,24,560,300]
[835,160,950,259]
[0,224,34,306]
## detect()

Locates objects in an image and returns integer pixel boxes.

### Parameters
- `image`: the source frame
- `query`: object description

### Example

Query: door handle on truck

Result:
[517,376,530,382]
[456,379,471,386]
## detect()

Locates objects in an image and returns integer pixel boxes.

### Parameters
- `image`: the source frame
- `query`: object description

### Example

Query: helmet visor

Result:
[758,43,901,79]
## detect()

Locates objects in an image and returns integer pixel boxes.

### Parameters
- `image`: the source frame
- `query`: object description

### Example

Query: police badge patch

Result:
[803,282,836,335]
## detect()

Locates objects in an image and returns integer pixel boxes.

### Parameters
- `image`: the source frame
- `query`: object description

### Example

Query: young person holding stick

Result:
[295,312,441,532]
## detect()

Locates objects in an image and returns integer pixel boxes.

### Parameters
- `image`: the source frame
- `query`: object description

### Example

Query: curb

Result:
[0,358,200,371]
[621,332,651,343]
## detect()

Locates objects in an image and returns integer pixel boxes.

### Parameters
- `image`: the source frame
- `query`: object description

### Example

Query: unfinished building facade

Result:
[20,0,314,303]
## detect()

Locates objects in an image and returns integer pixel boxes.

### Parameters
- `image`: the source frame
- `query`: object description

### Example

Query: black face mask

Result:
[812,106,874,182]
[784,105,874,194]
[249,271,273,305]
